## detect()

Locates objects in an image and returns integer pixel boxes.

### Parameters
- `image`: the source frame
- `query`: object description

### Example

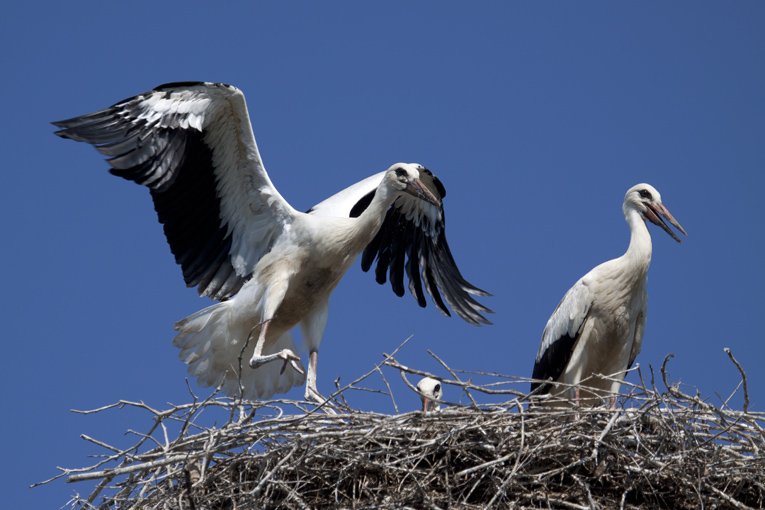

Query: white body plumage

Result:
[532,184,686,406]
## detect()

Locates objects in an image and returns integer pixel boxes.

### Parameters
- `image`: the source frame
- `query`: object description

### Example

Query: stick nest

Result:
[41,350,764,509]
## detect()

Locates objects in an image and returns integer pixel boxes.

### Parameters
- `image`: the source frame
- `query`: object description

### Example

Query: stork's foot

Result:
[248,349,304,376]
[305,384,326,404]
[305,385,337,414]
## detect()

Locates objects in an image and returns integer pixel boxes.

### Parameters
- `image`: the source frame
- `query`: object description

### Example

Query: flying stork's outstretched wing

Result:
[54,82,297,301]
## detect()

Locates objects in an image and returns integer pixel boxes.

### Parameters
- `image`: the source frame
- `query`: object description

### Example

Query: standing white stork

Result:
[54,82,492,404]
[416,377,443,412]
[531,183,686,407]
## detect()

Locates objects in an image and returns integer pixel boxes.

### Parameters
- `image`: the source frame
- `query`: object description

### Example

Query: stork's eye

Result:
[395,168,407,179]
[434,383,441,393]
[638,189,652,200]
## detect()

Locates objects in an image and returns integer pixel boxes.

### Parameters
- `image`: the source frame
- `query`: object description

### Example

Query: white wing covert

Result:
[531,277,594,393]
[53,82,297,301]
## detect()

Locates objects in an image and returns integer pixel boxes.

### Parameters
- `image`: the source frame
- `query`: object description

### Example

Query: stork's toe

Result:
[277,349,304,375]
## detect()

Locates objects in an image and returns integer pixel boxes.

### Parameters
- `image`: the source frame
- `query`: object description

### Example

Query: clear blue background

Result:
[2,2,763,508]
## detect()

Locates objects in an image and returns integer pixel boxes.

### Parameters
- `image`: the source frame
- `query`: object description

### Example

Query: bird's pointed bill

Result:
[406,178,442,207]
[422,397,440,412]
[645,202,687,243]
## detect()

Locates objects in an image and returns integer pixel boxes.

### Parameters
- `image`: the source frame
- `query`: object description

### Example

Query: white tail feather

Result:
[173,301,306,400]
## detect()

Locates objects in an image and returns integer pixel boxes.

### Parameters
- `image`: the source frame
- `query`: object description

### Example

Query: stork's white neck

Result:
[347,182,398,252]
[622,208,653,276]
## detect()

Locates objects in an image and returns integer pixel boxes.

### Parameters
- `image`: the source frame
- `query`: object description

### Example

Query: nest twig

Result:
[37,347,764,509]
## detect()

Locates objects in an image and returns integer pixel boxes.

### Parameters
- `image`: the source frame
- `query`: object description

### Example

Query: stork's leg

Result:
[303,349,337,414]
[247,281,303,375]
[299,298,332,407]
[305,349,322,402]
[248,319,304,375]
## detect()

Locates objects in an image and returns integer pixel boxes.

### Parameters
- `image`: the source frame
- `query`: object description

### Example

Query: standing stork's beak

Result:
[405,178,442,207]
[644,202,687,243]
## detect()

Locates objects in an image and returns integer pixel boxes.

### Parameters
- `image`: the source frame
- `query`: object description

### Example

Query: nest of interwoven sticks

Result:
[40,347,764,510]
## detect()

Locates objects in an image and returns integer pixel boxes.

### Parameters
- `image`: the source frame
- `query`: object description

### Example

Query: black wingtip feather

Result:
[154,81,208,91]
[531,332,578,395]
[55,94,246,302]
[361,184,492,325]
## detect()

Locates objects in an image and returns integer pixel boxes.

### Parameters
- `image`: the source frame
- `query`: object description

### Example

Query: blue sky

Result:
[3,2,764,507]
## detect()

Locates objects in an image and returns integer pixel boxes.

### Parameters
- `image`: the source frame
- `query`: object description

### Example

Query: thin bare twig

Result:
[724,347,750,413]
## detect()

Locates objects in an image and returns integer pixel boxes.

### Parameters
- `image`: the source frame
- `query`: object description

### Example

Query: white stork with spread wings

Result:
[531,184,686,407]
[54,82,492,403]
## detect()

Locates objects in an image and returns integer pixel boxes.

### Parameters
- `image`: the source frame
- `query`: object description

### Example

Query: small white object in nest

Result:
[417,377,443,412]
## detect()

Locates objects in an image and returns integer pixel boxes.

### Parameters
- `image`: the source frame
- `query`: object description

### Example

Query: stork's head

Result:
[384,163,442,207]
[417,377,443,412]
[624,184,687,243]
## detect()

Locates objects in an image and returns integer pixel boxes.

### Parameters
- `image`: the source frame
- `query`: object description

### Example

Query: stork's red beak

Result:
[421,396,439,412]
[406,178,441,207]
[645,202,687,243]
